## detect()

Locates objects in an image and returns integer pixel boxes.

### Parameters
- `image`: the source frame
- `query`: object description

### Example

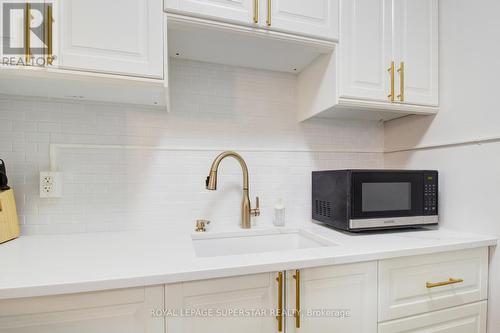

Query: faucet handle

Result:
[251,197,260,217]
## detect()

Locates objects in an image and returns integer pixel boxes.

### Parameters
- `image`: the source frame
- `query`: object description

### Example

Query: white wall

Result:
[385,0,500,330]
[0,58,384,235]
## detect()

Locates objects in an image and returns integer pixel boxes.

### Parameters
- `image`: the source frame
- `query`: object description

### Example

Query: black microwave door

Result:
[351,172,424,219]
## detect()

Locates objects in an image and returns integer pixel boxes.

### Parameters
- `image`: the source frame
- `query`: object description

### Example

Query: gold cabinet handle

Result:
[387,61,395,102]
[266,0,271,26]
[293,270,301,328]
[24,3,31,64]
[253,0,259,23]
[276,272,283,332]
[397,61,405,102]
[426,278,464,289]
[45,4,54,65]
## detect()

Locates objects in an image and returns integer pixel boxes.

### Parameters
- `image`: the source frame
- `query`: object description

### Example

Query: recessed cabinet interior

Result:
[164,0,338,76]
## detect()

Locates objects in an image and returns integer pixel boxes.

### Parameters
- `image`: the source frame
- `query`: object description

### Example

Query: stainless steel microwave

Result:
[312,170,438,232]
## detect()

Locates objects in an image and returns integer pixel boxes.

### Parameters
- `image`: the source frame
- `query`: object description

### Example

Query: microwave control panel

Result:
[423,172,438,215]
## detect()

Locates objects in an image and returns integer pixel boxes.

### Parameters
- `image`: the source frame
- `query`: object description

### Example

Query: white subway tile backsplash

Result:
[0,59,384,235]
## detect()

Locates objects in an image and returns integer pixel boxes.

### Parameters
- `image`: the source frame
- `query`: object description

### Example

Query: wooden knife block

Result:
[0,189,20,243]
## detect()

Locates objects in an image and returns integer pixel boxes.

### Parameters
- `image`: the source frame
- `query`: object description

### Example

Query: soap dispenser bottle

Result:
[273,199,285,227]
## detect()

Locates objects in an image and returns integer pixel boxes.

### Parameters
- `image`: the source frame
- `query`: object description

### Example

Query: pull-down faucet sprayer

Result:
[206,151,260,229]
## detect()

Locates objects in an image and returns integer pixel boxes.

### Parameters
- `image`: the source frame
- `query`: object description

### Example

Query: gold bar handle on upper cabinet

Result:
[253,0,259,23]
[266,0,271,26]
[397,61,405,102]
[293,270,301,328]
[276,272,283,332]
[45,4,54,65]
[426,278,464,289]
[387,61,395,102]
[24,3,31,64]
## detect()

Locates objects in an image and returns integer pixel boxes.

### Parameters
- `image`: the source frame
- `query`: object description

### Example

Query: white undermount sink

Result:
[192,228,337,257]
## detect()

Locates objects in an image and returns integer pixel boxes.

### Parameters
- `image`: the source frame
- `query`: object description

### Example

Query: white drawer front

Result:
[379,247,488,322]
[378,301,487,333]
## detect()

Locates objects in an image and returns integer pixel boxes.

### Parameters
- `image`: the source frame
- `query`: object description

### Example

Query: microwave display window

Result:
[362,182,412,212]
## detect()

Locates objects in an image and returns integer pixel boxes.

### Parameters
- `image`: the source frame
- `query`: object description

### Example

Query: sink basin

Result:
[192,228,336,257]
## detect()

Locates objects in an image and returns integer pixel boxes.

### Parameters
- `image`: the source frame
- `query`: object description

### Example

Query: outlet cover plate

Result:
[40,171,63,198]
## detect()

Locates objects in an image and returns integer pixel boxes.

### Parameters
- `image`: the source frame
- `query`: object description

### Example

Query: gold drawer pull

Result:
[293,270,301,328]
[46,4,54,65]
[253,0,259,23]
[266,0,272,26]
[276,272,283,332]
[24,3,31,64]
[397,61,405,102]
[387,61,395,102]
[426,278,464,289]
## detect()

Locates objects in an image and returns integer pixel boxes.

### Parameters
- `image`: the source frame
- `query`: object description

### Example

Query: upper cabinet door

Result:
[393,0,438,106]
[56,0,164,78]
[338,0,393,102]
[267,0,339,41]
[165,0,255,25]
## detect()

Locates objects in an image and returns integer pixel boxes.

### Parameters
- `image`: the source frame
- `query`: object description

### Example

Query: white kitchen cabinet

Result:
[393,0,438,106]
[0,286,164,333]
[378,301,487,333]
[165,261,377,333]
[165,0,254,26]
[165,273,278,333]
[165,0,339,41]
[338,0,392,102]
[299,0,439,121]
[378,247,489,322]
[0,0,168,107]
[267,0,339,40]
[54,0,164,78]
[286,262,377,333]
[339,0,437,106]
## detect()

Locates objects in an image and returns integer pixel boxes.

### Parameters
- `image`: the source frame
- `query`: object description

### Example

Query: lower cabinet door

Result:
[165,272,279,333]
[286,261,378,333]
[378,301,487,333]
[0,286,165,333]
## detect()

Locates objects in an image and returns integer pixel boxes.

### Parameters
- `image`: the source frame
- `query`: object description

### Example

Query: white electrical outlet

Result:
[40,172,63,198]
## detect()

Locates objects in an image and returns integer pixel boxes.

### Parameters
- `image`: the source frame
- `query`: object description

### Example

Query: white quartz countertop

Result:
[0,223,496,300]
